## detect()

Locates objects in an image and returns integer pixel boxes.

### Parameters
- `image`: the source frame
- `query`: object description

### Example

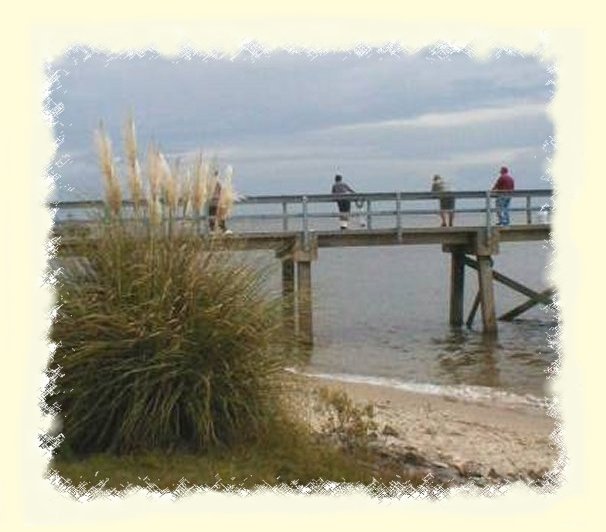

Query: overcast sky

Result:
[49,48,554,200]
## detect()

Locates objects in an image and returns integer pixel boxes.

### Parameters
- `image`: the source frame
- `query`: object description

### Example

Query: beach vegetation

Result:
[313,387,378,452]
[48,118,292,456]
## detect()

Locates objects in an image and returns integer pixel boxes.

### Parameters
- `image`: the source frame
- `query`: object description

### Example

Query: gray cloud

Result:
[50,49,553,199]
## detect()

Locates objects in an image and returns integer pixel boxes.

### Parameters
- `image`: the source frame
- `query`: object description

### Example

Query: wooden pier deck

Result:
[201,224,550,249]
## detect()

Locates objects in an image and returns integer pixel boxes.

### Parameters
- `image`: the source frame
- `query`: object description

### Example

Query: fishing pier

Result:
[54,189,553,345]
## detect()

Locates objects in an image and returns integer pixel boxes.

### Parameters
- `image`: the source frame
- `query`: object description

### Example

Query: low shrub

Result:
[313,387,378,452]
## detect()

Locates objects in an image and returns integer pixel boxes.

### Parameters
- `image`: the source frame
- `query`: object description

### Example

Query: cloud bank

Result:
[50,48,553,198]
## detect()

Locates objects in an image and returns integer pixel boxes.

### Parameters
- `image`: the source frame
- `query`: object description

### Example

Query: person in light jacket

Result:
[208,177,227,232]
[431,174,455,227]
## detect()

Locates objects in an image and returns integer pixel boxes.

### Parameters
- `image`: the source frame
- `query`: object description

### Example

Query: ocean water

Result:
[307,243,555,404]
[240,210,557,405]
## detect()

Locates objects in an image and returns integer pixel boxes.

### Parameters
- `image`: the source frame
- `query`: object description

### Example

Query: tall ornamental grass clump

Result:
[48,118,294,455]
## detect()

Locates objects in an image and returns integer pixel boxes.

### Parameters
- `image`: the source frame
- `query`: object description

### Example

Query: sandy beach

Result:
[294,375,558,482]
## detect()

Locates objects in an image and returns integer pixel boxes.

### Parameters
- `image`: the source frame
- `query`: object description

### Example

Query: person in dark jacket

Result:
[331,174,356,230]
[492,166,515,226]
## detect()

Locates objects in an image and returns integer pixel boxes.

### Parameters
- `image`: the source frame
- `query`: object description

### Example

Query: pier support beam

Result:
[296,260,313,346]
[277,235,318,347]
[282,258,295,297]
[463,256,553,323]
[449,248,466,327]
[477,255,497,333]
[281,258,295,329]
[444,231,500,334]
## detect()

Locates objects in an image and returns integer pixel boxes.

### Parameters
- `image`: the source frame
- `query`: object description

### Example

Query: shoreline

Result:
[294,374,558,482]
[294,369,550,410]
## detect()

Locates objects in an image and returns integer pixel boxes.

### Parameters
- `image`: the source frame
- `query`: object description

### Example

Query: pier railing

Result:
[51,189,553,339]
[50,189,553,239]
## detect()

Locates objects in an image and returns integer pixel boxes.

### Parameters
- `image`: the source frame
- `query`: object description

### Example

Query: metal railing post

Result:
[366,199,372,230]
[526,195,532,224]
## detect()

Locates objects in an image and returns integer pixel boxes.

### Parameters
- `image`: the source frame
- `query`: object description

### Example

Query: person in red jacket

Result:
[492,166,515,226]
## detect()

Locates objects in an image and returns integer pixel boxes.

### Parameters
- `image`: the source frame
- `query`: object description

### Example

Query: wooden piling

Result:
[296,260,313,345]
[282,258,294,297]
[278,234,318,346]
[477,255,497,333]
[449,249,466,327]
[281,258,295,329]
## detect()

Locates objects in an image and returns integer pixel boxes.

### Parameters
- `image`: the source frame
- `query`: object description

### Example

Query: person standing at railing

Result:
[209,169,235,234]
[331,174,356,230]
[431,174,455,227]
[492,166,515,226]
[208,174,226,232]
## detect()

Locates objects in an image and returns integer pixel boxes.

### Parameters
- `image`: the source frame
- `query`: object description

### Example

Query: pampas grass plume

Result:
[95,123,122,216]
[147,144,163,202]
[124,116,143,211]
[191,157,209,215]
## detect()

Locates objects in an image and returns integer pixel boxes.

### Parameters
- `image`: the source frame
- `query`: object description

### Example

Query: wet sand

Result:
[295,375,558,479]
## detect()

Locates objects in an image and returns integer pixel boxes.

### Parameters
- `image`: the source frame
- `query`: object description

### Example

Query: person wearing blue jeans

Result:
[495,195,512,226]
[492,166,515,226]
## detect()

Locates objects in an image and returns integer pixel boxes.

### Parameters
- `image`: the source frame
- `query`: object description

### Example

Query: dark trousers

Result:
[337,200,351,214]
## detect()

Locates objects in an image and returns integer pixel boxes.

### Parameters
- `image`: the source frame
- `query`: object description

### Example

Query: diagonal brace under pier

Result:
[499,288,555,321]
[463,256,551,304]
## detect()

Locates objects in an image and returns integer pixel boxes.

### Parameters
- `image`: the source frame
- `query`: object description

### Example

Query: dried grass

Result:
[49,118,295,455]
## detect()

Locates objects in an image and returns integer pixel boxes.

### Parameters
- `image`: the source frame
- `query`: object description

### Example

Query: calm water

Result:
[307,243,555,403]
[245,211,556,404]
